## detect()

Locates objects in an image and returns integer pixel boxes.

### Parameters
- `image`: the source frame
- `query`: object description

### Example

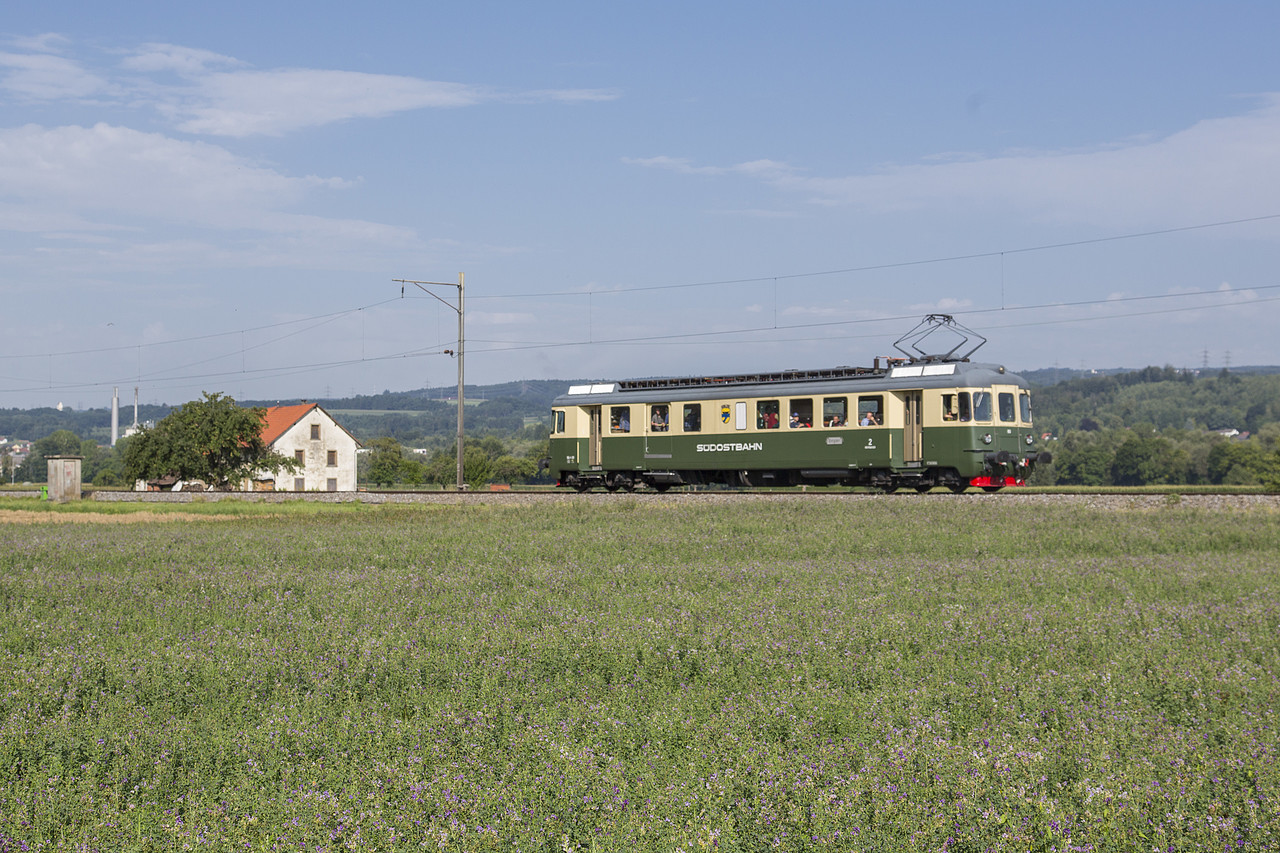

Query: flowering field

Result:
[1,496,1278,851]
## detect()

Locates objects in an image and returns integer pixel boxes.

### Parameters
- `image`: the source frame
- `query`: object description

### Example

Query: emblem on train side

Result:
[721,405,731,424]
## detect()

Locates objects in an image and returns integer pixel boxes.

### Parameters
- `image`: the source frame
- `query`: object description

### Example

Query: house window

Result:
[310,424,320,440]
[327,450,337,467]
[294,477,305,491]
[294,449,305,463]
[327,478,337,492]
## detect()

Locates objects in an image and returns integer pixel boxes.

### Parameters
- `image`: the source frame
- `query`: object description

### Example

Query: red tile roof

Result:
[259,403,318,446]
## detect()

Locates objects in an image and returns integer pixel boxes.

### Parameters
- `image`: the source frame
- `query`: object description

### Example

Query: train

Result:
[547,315,1050,493]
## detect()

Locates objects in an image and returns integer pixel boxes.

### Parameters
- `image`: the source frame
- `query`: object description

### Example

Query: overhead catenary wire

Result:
[2,212,1277,397]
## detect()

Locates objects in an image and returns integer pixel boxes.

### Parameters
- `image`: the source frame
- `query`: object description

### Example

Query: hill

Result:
[3,368,1279,450]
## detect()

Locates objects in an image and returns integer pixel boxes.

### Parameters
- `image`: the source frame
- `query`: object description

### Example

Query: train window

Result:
[823,397,847,427]
[757,400,780,430]
[610,406,631,433]
[958,393,972,422]
[683,404,701,432]
[553,410,565,434]
[650,404,669,432]
[788,399,813,428]
[942,394,959,421]
[971,391,992,422]
[857,396,883,426]
[1020,392,1032,424]
[998,392,1016,422]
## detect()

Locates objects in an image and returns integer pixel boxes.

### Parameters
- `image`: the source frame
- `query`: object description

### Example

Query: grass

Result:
[1,498,1277,851]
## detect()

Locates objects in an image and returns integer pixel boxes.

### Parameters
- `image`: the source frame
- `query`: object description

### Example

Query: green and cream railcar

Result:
[549,360,1049,492]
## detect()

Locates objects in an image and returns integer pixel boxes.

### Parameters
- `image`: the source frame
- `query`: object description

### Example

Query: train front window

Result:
[683,404,701,432]
[823,396,847,427]
[553,410,565,434]
[958,393,972,422]
[610,406,631,433]
[1020,392,1032,424]
[650,404,669,432]
[757,400,780,430]
[998,392,1016,423]
[788,399,813,428]
[971,391,992,422]
[942,394,959,421]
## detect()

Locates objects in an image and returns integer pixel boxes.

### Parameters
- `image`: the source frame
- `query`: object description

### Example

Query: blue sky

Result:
[2,2,1279,409]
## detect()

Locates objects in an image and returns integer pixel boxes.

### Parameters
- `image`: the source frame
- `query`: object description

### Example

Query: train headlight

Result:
[1025,434,1034,445]
[982,433,993,444]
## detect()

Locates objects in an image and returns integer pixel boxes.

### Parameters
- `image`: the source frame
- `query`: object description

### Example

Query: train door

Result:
[645,403,672,461]
[588,407,602,467]
[903,390,923,463]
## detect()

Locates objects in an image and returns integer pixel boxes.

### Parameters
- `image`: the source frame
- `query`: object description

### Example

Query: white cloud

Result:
[522,88,620,104]
[0,123,345,225]
[629,96,1280,228]
[1,37,616,137]
[0,122,425,274]
[170,70,492,137]
[0,49,110,100]
[120,43,244,75]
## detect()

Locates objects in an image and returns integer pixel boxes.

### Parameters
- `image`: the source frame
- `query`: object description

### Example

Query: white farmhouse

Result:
[255,403,360,491]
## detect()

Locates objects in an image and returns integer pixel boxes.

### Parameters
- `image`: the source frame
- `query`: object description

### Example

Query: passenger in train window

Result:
[758,401,780,429]
[942,394,958,421]
[612,407,631,433]
[823,396,847,427]
[683,404,701,432]
[651,405,669,432]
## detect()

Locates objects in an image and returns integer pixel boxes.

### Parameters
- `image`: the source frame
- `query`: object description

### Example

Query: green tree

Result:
[1111,434,1177,486]
[491,454,535,484]
[1207,441,1269,485]
[366,437,407,487]
[121,392,299,489]
[15,429,84,482]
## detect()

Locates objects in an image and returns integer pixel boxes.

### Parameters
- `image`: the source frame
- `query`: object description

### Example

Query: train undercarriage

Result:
[559,463,1033,494]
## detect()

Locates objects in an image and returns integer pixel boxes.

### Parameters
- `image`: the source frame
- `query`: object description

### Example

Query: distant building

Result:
[253,403,361,492]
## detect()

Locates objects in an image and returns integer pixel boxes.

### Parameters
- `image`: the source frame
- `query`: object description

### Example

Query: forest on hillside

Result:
[3,368,1279,488]
[1029,367,1280,487]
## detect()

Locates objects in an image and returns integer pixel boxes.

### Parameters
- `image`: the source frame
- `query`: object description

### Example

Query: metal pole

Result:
[394,274,467,491]
[455,272,465,491]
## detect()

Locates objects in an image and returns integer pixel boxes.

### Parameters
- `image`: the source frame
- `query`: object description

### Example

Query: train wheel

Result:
[574,481,592,493]
[880,485,899,494]
[982,486,1002,493]
[915,484,933,493]
[949,484,968,494]
[604,481,620,492]
[652,483,671,493]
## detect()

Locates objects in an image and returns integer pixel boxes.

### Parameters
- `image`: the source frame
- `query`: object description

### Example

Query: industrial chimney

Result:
[111,387,119,446]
